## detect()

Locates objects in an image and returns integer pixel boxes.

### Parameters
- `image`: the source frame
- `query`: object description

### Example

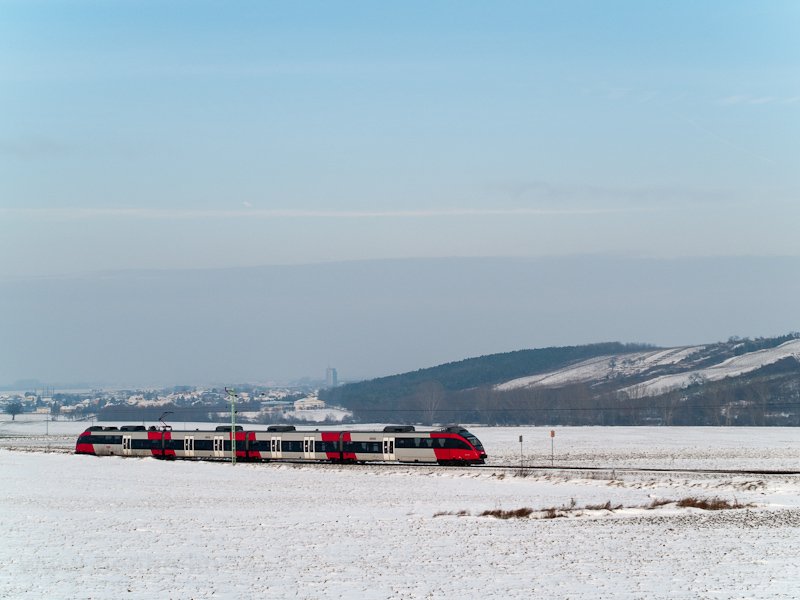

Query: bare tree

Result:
[414,381,445,425]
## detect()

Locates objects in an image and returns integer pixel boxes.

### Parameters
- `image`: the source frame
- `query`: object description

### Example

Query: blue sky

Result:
[2,1,798,278]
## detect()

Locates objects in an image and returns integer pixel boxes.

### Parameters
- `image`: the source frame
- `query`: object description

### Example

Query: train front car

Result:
[74,427,98,455]
[75,425,165,457]
[75,426,127,456]
[430,426,487,465]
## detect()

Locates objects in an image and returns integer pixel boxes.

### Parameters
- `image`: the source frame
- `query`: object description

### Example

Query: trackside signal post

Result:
[550,430,555,467]
[226,388,237,466]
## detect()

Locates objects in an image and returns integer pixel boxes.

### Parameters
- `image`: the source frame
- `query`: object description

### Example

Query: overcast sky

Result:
[1,2,798,385]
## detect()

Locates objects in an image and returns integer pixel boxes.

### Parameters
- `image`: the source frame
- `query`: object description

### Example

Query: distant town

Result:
[1,368,351,425]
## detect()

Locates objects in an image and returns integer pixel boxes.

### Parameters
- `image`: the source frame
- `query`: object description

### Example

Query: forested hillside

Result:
[320,335,800,426]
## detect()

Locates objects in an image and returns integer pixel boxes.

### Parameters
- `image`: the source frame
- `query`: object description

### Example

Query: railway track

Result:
[3,443,799,477]
[481,464,800,477]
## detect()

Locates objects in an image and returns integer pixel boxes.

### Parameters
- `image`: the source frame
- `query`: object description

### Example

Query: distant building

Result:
[260,400,293,416]
[326,367,338,388]
[294,397,325,411]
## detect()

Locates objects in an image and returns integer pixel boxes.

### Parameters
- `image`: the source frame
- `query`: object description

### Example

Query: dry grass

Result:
[585,500,623,511]
[479,507,535,519]
[433,509,471,517]
[434,495,753,520]
[675,496,752,510]
[646,498,673,509]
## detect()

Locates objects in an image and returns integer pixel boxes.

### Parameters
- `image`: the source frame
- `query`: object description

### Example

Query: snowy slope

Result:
[495,339,800,397]
[621,339,800,397]
[495,346,702,391]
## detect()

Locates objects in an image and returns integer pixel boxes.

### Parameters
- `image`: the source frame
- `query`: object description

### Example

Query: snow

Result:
[281,407,352,423]
[495,340,800,397]
[2,422,800,598]
[622,339,800,397]
[495,347,704,391]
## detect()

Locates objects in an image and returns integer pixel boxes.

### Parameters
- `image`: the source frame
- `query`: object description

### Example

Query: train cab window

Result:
[462,432,484,450]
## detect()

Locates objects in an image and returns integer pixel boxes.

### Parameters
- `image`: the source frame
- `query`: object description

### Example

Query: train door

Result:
[213,436,225,458]
[270,437,282,459]
[184,436,195,457]
[303,437,315,459]
[122,435,132,456]
[382,437,396,461]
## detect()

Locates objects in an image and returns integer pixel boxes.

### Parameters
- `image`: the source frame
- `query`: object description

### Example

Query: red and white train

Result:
[75,424,487,465]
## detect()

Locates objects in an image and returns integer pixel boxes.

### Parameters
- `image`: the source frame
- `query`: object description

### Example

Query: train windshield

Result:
[460,430,484,451]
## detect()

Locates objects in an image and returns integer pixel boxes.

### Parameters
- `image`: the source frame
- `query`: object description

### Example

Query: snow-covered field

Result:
[2,421,799,599]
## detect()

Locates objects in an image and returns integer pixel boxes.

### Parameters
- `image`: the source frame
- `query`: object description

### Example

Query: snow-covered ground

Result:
[2,422,799,599]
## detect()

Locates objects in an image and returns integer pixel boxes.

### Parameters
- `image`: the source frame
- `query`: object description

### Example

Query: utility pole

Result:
[225,388,237,466]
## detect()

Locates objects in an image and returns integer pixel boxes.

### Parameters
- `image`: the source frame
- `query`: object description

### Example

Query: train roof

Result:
[383,425,415,433]
[81,424,476,435]
[438,425,469,433]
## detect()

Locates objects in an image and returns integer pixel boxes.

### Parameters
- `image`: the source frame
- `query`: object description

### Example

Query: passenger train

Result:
[75,424,487,465]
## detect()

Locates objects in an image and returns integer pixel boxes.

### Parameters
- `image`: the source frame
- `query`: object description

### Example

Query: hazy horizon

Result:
[2,255,798,388]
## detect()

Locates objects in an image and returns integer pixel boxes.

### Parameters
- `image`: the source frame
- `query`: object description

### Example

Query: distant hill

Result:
[320,334,800,426]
